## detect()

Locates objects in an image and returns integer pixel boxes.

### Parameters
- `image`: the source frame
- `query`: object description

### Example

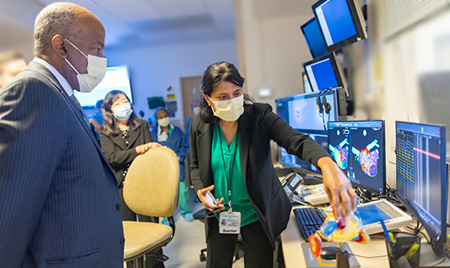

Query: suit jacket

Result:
[0,61,124,267]
[189,103,329,246]
[100,119,152,185]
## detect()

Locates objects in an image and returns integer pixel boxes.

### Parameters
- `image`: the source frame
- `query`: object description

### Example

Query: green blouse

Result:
[211,124,259,227]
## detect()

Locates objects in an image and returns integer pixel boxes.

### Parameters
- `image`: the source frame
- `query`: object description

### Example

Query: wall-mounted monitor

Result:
[74,65,133,108]
[395,121,447,256]
[328,120,386,196]
[275,90,345,173]
[300,17,328,59]
[303,52,347,95]
[312,0,367,52]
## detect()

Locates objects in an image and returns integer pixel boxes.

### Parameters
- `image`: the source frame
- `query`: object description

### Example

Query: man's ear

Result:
[51,35,68,59]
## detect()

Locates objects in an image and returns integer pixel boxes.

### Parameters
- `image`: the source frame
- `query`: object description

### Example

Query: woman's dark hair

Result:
[199,61,254,123]
[101,90,139,136]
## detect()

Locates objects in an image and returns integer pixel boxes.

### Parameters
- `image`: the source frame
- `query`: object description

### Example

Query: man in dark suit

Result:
[0,2,124,267]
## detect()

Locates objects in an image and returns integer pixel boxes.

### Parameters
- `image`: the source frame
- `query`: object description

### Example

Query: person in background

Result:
[190,61,356,267]
[100,90,163,268]
[0,3,124,266]
[185,98,201,136]
[151,107,193,222]
[0,50,27,88]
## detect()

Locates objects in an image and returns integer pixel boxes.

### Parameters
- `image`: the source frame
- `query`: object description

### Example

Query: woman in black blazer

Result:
[100,90,162,268]
[189,62,357,268]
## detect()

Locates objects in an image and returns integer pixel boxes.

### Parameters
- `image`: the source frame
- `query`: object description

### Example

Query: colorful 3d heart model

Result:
[329,138,349,169]
[308,208,370,258]
[352,139,379,177]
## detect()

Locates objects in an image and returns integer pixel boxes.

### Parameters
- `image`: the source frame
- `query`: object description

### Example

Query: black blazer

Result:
[189,103,329,246]
[0,61,123,267]
[100,119,153,185]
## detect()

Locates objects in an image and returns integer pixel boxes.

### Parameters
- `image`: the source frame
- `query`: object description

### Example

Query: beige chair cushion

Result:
[123,221,173,260]
[124,147,179,217]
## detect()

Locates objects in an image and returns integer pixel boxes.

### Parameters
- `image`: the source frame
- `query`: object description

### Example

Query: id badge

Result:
[219,212,241,234]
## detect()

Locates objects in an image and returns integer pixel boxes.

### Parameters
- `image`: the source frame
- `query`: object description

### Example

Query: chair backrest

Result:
[123,146,179,217]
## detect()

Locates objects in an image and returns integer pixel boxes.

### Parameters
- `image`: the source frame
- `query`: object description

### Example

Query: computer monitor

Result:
[328,120,386,196]
[395,121,447,255]
[276,90,343,173]
[312,0,367,52]
[303,52,347,96]
[74,65,133,108]
[300,17,328,59]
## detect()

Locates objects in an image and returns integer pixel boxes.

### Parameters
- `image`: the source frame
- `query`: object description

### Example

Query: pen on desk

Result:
[380,219,395,255]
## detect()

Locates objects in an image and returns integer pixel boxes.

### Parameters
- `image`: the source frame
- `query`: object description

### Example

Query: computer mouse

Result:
[319,245,340,260]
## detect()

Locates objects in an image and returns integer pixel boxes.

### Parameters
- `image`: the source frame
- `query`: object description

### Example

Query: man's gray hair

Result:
[34,3,78,57]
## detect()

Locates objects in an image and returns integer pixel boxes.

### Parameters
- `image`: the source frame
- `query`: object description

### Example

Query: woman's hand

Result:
[135,142,161,154]
[318,156,357,224]
[197,185,225,212]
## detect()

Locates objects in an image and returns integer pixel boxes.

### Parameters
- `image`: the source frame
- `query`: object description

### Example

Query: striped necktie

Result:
[70,94,90,127]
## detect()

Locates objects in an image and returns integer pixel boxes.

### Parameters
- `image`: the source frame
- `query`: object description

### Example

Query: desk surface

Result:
[280,208,450,268]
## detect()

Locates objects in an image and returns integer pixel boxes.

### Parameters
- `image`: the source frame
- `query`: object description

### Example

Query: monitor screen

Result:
[74,65,133,108]
[276,90,342,173]
[300,17,328,59]
[303,53,347,94]
[328,120,386,195]
[312,0,367,52]
[395,121,447,255]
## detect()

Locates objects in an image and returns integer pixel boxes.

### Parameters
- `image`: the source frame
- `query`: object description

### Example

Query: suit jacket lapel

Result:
[238,112,250,185]
[197,121,213,186]
[127,124,140,148]
[27,61,113,171]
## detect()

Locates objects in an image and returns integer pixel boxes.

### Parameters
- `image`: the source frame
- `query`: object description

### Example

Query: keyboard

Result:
[293,207,327,240]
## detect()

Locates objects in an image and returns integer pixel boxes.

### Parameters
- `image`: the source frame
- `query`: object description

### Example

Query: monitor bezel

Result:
[395,121,447,255]
[327,120,386,195]
[312,0,367,53]
[303,52,348,96]
[300,17,328,59]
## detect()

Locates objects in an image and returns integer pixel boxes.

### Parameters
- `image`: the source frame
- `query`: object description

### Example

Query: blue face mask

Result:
[112,103,132,120]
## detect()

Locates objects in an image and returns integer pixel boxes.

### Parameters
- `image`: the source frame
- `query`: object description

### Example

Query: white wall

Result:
[235,0,315,108]
[104,39,238,129]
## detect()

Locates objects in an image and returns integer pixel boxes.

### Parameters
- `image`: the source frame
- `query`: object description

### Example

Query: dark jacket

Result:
[100,119,153,185]
[189,103,329,246]
[0,61,123,267]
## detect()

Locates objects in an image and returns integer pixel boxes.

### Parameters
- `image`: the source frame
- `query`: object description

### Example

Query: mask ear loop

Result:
[64,38,88,58]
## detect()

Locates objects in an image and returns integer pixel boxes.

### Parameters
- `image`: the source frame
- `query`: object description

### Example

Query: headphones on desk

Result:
[317,88,333,130]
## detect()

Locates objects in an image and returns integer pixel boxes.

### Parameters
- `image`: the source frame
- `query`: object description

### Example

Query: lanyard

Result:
[220,131,238,212]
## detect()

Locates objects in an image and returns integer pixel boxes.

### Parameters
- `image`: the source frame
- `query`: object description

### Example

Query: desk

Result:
[280,208,450,267]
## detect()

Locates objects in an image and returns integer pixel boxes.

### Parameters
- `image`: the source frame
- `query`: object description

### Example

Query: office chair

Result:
[123,147,179,268]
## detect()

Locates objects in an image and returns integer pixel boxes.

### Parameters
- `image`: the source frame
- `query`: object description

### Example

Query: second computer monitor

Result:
[328,120,386,195]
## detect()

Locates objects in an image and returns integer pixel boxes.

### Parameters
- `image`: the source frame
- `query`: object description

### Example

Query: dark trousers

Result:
[207,218,274,268]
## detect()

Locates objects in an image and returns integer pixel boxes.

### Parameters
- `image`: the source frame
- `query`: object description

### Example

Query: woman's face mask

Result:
[112,103,132,120]
[158,117,170,127]
[208,94,244,122]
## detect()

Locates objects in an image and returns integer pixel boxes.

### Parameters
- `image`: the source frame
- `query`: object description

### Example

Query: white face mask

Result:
[112,103,132,120]
[193,106,200,115]
[208,94,244,122]
[64,38,107,93]
[158,117,170,127]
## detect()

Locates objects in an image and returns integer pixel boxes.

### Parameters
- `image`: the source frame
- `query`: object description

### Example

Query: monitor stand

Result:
[358,188,373,203]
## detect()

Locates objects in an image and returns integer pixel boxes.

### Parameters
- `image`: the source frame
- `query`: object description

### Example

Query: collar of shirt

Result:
[157,124,173,141]
[33,58,73,97]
